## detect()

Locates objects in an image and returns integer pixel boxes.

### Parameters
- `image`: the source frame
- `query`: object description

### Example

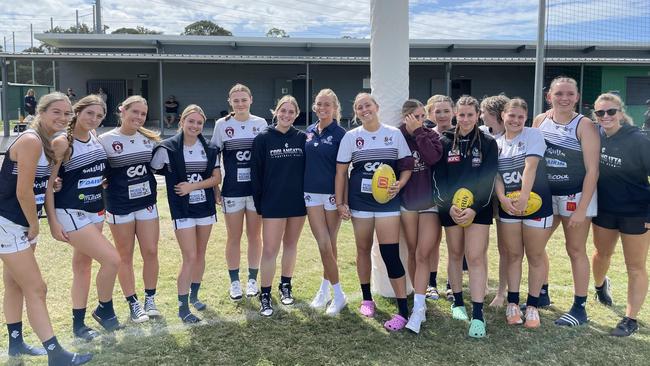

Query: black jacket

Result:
[598,124,650,217]
[251,125,307,218]
[432,127,498,212]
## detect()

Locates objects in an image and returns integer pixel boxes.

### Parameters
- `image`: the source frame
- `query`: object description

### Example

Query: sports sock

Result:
[248,268,259,281]
[526,294,540,308]
[319,278,331,293]
[332,282,344,299]
[360,283,372,301]
[595,282,605,291]
[7,322,46,357]
[453,292,464,307]
[125,294,138,304]
[261,286,272,295]
[42,336,78,364]
[507,291,520,305]
[144,288,156,297]
[72,308,86,331]
[190,282,201,302]
[396,298,409,319]
[280,276,292,285]
[414,293,426,310]
[228,268,240,283]
[446,280,451,291]
[178,294,190,318]
[472,301,484,321]
[540,284,549,296]
[96,300,116,319]
[429,272,438,288]
[571,295,587,314]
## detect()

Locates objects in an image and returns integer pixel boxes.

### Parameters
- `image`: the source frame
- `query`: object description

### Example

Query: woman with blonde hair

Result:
[0,92,92,364]
[45,95,122,340]
[251,95,307,316]
[98,95,161,323]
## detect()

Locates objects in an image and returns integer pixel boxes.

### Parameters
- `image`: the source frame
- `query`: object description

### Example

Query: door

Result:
[86,79,127,126]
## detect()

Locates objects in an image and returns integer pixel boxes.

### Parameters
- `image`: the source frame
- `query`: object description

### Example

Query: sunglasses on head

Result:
[594,108,619,117]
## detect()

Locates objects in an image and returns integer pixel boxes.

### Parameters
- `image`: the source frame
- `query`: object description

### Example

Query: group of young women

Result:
[1,76,648,364]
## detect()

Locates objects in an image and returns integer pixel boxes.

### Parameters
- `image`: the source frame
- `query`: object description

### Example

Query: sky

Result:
[1,0,649,51]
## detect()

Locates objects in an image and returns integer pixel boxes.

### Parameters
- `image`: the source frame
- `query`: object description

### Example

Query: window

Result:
[625,77,650,105]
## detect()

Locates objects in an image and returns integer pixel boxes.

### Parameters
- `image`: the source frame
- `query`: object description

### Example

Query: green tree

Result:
[112,26,162,35]
[45,23,93,34]
[22,46,44,53]
[182,20,232,36]
[266,27,289,38]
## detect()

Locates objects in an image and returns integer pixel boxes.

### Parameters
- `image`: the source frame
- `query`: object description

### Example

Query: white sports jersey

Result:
[210,115,267,197]
[336,124,411,212]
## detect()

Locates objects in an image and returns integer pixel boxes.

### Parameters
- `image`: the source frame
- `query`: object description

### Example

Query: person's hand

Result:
[499,196,518,216]
[568,208,587,228]
[174,182,193,196]
[53,177,63,192]
[49,221,69,242]
[215,187,223,205]
[387,181,401,199]
[456,208,476,226]
[337,204,351,220]
[450,205,463,222]
[404,113,423,131]
[512,192,529,215]
[26,223,39,242]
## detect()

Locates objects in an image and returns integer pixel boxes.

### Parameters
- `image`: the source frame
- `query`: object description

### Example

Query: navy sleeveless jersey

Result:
[98,129,157,215]
[55,134,108,212]
[538,114,586,195]
[210,115,267,197]
[304,121,346,194]
[0,130,51,227]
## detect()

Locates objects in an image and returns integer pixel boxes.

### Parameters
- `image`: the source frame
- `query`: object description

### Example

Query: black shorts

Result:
[440,205,493,227]
[592,211,647,235]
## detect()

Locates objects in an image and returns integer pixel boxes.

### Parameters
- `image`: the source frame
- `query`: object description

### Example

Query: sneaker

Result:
[445,288,454,302]
[611,317,639,337]
[524,306,540,329]
[73,326,100,342]
[451,305,469,321]
[406,306,426,334]
[595,277,613,307]
[310,290,331,309]
[506,303,523,325]
[246,279,259,297]
[128,301,149,323]
[144,295,160,317]
[229,280,243,301]
[259,293,273,317]
[425,286,440,300]
[325,294,347,316]
[279,283,295,306]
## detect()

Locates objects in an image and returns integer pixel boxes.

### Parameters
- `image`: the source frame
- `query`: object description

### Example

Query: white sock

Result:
[332,282,344,298]
[414,294,426,310]
[320,279,331,293]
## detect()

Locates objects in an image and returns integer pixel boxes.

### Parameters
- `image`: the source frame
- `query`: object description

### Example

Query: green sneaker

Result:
[469,319,487,338]
[451,305,469,321]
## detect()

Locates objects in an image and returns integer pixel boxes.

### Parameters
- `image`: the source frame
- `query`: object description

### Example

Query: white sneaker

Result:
[310,290,331,309]
[229,281,243,301]
[246,279,259,297]
[325,294,347,316]
[405,306,426,334]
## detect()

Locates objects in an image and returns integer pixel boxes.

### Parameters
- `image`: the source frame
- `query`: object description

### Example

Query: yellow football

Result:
[452,188,474,227]
[371,164,396,204]
[502,191,543,216]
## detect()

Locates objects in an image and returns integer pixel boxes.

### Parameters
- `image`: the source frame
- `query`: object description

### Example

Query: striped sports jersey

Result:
[538,114,586,195]
[210,115,267,197]
[98,128,157,215]
[336,124,411,212]
[55,133,108,212]
[0,130,51,226]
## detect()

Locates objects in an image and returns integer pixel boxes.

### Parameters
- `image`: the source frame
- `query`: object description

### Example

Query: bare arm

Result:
[13,135,43,240]
[572,117,600,227]
[44,136,69,241]
[335,163,350,220]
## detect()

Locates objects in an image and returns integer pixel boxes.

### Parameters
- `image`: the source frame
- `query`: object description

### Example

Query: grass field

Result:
[1,188,649,365]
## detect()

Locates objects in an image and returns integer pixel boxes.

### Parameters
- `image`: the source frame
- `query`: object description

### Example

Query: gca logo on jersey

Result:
[236,151,251,161]
[502,171,522,184]
[187,173,204,183]
[364,162,382,172]
[127,164,148,178]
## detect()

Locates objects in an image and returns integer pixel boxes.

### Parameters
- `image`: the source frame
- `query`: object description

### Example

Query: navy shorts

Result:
[593,211,647,235]
[439,205,493,227]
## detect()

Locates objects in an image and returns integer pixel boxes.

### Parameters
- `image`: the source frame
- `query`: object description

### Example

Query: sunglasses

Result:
[594,108,619,117]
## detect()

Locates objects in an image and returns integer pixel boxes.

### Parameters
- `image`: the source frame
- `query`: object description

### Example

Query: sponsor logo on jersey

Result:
[384,136,393,146]
[447,150,460,163]
[364,162,382,172]
[112,141,123,153]
[502,171,522,184]
[355,137,364,149]
[600,153,622,168]
[82,162,106,174]
[545,147,566,157]
[236,150,251,161]
[77,176,103,189]
[329,195,336,205]
[547,173,569,181]
[304,194,311,202]
[252,127,261,135]
[566,201,577,211]
[78,193,102,203]
[143,139,152,147]
[225,127,235,138]
[323,136,334,145]
[126,164,148,178]
[187,173,204,183]
[545,158,567,168]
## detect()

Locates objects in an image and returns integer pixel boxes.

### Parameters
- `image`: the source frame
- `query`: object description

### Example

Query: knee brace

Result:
[379,243,405,279]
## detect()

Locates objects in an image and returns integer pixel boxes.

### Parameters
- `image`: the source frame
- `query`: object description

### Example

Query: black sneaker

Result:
[611,317,639,337]
[595,277,613,306]
[73,326,100,342]
[259,293,273,317]
[279,283,295,305]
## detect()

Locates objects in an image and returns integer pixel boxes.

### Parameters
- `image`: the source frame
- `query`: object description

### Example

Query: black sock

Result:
[7,322,23,349]
[360,283,373,301]
[526,294,539,308]
[472,301,484,321]
[571,295,587,314]
[72,308,86,331]
[178,294,190,318]
[280,276,291,285]
[453,292,464,307]
[429,272,438,288]
[248,268,259,281]
[228,268,240,283]
[446,280,451,291]
[261,286,272,295]
[595,282,605,291]
[144,288,156,297]
[507,291,520,305]
[396,298,409,319]
[540,284,549,296]
[125,294,138,304]
[190,283,201,302]
[96,299,115,319]
[42,336,78,364]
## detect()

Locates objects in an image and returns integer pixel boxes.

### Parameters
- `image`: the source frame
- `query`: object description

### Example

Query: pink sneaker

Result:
[359,300,376,317]
[384,314,408,332]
